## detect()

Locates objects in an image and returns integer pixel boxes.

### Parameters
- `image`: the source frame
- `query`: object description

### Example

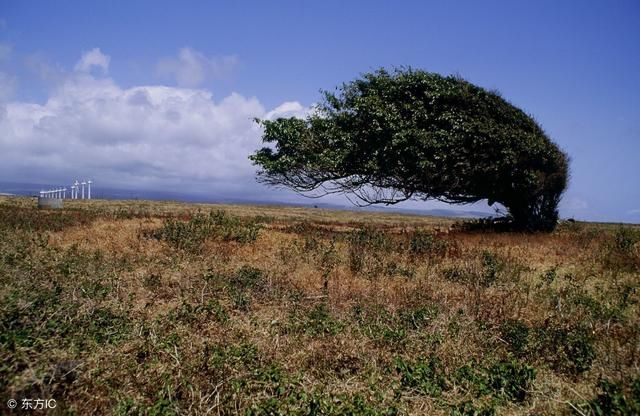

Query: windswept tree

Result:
[250,68,569,231]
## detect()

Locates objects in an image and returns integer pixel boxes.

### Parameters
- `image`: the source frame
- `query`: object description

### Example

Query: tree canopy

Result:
[250,68,569,231]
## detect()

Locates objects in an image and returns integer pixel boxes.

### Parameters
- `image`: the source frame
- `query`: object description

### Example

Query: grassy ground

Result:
[1,196,639,415]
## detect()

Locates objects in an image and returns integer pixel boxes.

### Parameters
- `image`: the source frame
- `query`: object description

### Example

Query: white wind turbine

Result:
[87,180,92,200]
[81,181,86,199]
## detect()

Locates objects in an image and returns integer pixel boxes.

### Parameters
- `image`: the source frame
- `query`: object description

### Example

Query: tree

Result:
[250,68,569,231]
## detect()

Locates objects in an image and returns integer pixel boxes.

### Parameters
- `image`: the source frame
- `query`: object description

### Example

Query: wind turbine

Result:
[81,181,86,199]
[87,180,92,200]
[74,180,80,199]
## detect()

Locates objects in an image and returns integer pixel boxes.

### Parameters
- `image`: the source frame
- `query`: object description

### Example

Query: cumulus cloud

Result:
[264,101,312,120]
[0,50,307,193]
[74,48,110,73]
[156,47,238,87]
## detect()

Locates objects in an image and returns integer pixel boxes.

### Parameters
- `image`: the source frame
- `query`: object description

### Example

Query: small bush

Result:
[529,325,595,376]
[398,305,439,330]
[394,356,446,397]
[487,361,536,403]
[602,226,640,272]
[450,400,496,416]
[452,360,535,403]
[168,300,228,325]
[247,390,398,416]
[287,303,344,337]
[578,378,640,415]
[499,320,530,357]
[347,227,393,274]
[406,229,449,257]
[153,210,261,252]
[227,266,265,310]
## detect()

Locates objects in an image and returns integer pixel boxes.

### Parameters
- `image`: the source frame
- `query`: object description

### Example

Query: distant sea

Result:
[0,181,493,219]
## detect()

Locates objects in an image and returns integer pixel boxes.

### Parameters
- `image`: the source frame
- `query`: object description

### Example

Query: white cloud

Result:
[264,101,311,120]
[156,47,238,87]
[74,48,110,73]
[0,50,307,193]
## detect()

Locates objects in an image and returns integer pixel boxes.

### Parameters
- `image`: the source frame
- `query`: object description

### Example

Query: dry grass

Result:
[1,195,639,415]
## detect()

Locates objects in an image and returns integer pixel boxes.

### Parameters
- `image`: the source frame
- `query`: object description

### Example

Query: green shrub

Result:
[247,390,398,416]
[499,320,530,357]
[286,303,344,337]
[530,326,595,376]
[542,267,558,285]
[153,210,261,252]
[452,360,535,404]
[480,251,502,287]
[398,305,439,330]
[168,300,228,325]
[227,266,265,310]
[450,400,496,416]
[577,378,640,415]
[347,227,393,274]
[394,356,446,397]
[406,229,449,257]
[602,226,640,272]
[487,360,536,403]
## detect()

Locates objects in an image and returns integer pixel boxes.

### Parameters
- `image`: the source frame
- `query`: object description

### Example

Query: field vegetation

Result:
[1,196,639,415]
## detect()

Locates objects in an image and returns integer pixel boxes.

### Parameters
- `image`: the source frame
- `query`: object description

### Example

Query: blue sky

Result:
[0,1,638,222]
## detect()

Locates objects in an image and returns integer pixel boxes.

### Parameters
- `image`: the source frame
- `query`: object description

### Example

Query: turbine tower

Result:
[81,181,86,199]
[74,180,80,199]
[87,180,92,200]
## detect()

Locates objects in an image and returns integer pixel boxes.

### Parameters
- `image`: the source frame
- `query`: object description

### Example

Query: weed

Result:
[486,360,535,403]
[168,300,228,325]
[542,267,558,285]
[451,359,535,404]
[406,229,449,257]
[576,378,640,415]
[398,305,439,330]
[153,210,261,252]
[395,355,446,397]
[602,226,640,272]
[247,390,399,416]
[499,320,530,357]
[529,325,596,376]
[450,400,496,416]
[287,303,344,337]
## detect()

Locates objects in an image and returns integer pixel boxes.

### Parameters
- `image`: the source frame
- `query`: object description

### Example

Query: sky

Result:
[0,1,638,222]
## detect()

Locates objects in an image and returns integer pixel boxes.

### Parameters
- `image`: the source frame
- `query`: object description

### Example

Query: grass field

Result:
[1,196,639,415]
